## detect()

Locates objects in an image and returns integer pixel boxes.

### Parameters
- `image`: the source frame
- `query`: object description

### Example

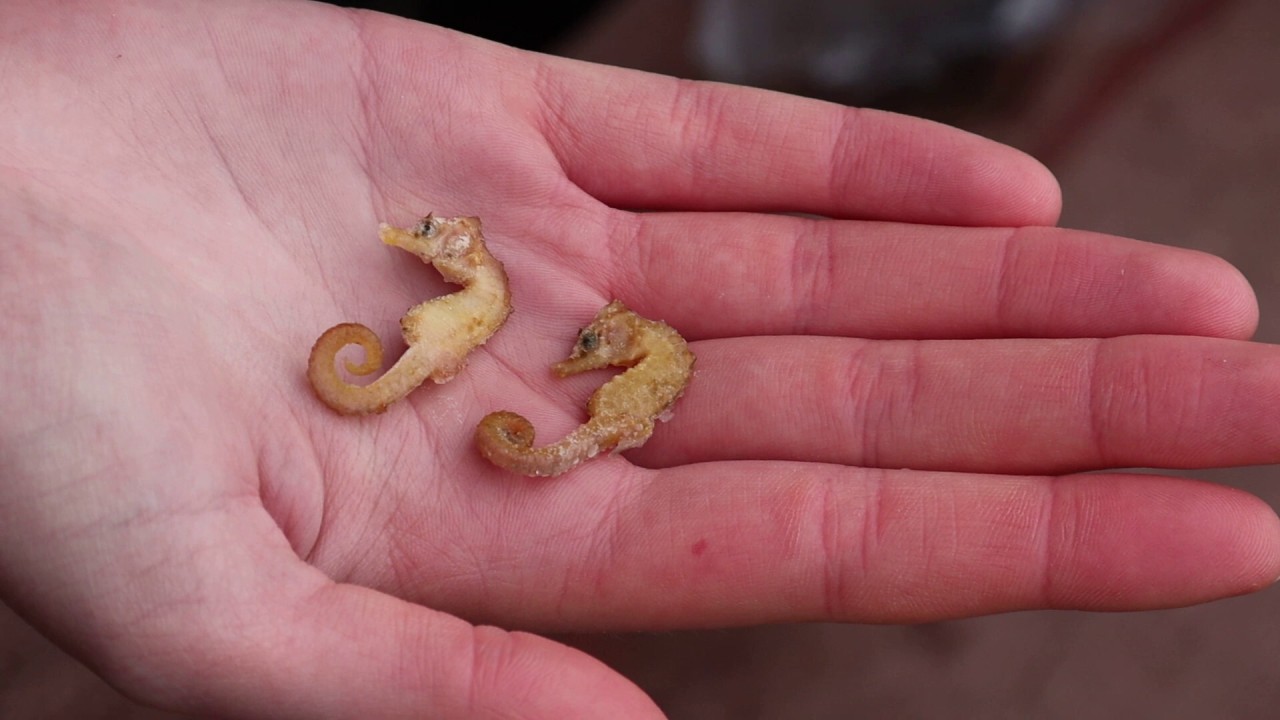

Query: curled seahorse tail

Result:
[476,411,536,449]
[307,322,426,416]
[476,413,614,477]
[310,323,384,375]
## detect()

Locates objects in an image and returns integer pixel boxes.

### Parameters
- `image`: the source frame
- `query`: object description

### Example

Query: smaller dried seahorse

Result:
[476,300,695,476]
[307,214,511,415]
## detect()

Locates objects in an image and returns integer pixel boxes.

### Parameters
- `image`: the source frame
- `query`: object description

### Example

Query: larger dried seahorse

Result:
[475,300,695,476]
[307,214,511,415]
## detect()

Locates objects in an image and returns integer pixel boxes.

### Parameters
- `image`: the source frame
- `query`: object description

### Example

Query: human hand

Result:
[2,1,1277,718]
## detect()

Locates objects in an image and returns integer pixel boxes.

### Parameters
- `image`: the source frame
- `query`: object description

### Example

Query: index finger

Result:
[533,55,1061,226]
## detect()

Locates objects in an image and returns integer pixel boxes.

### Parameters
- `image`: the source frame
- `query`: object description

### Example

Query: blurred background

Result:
[6,0,1279,717]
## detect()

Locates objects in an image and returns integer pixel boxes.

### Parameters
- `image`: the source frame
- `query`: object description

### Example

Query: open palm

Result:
[4,1,1279,718]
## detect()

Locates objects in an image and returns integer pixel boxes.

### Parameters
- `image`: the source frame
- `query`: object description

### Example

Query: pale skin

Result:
[2,1,1279,719]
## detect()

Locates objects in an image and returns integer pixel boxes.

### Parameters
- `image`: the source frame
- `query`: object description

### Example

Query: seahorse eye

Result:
[415,213,438,237]
[579,329,600,351]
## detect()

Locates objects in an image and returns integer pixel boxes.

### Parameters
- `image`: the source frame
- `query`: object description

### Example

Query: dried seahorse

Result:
[476,300,695,476]
[307,214,511,415]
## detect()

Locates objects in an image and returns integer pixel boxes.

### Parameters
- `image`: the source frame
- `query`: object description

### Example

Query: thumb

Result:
[190,578,665,720]
[91,551,665,719]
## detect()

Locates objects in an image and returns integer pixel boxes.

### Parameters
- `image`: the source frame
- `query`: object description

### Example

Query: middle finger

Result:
[608,212,1256,342]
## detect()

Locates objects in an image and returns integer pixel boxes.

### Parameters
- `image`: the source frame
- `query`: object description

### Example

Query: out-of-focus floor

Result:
[4,0,1279,717]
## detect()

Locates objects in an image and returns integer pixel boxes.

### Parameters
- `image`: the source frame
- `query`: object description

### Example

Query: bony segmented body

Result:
[307,214,511,415]
[476,300,695,477]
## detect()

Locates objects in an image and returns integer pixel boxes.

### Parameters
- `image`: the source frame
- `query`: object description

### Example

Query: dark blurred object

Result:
[693,0,1078,102]
[335,0,612,50]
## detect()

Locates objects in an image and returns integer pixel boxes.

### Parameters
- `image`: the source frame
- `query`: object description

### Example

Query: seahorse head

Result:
[379,213,481,261]
[551,300,646,376]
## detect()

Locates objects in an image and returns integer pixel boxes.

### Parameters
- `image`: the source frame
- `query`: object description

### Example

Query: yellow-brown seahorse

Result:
[307,214,511,415]
[475,300,695,476]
